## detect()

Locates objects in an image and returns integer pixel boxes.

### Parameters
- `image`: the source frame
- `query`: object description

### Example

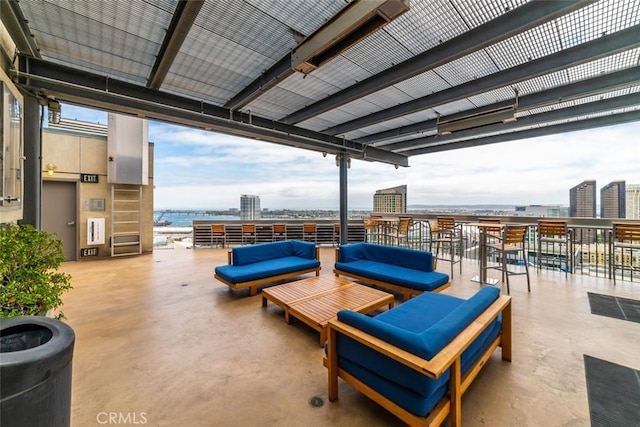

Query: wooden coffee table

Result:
[262,275,394,346]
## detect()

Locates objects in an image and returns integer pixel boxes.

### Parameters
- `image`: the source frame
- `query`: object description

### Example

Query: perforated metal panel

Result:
[11,0,640,159]
[434,51,500,86]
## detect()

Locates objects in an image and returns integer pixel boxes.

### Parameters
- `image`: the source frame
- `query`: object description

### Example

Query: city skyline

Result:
[59,104,640,210]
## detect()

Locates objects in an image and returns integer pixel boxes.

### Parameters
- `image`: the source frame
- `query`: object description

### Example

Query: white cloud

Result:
[60,103,640,210]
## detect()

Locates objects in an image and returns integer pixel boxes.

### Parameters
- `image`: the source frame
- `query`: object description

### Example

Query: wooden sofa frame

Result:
[333,248,450,301]
[324,294,512,427]
[214,247,321,296]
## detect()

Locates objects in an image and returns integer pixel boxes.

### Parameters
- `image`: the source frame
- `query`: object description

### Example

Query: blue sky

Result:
[59,103,640,211]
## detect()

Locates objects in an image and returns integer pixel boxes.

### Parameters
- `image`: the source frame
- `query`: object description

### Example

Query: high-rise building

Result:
[373,185,407,214]
[569,180,596,218]
[240,194,260,220]
[626,184,640,219]
[570,180,596,244]
[600,180,625,219]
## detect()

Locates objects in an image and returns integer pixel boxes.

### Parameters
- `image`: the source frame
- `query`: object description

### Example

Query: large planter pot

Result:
[0,316,75,427]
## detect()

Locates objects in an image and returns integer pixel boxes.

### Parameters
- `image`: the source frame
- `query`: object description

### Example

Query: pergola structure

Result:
[1,0,639,237]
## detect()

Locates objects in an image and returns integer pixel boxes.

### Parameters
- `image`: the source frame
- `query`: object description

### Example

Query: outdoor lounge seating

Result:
[214,240,321,296]
[333,243,450,301]
[325,286,512,426]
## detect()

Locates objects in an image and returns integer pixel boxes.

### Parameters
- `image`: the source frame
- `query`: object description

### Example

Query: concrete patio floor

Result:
[59,247,640,426]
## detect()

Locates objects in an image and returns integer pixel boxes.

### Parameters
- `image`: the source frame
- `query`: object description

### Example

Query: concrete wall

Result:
[42,128,154,258]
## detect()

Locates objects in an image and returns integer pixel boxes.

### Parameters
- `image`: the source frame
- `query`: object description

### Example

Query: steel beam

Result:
[324,24,640,135]
[357,66,640,145]
[386,92,640,152]
[147,0,204,90]
[404,110,640,156]
[15,56,409,167]
[282,0,590,124]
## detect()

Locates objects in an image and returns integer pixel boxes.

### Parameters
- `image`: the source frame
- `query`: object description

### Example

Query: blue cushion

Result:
[419,287,500,358]
[338,243,433,272]
[334,287,503,416]
[231,240,315,266]
[334,260,449,292]
[361,243,433,272]
[215,257,320,284]
[336,316,502,416]
[337,243,365,263]
[337,287,500,359]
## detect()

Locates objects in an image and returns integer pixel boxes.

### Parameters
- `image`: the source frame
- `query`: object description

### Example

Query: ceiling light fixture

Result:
[437,90,519,135]
[47,99,61,124]
[292,0,409,75]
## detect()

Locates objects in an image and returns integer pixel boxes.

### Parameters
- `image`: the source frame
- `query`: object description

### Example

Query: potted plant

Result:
[0,224,72,319]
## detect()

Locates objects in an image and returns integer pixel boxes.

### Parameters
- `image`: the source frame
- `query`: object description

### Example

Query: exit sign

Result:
[81,174,99,183]
[80,247,99,257]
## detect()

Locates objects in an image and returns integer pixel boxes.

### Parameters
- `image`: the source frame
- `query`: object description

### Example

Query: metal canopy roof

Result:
[2,0,639,167]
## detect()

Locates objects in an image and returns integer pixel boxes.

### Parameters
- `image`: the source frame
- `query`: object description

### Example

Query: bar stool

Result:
[433,217,462,276]
[537,220,572,275]
[610,222,640,285]
[302,223,317,244]
[241,224,257,245]
[364,217,382,244]
[484,224,530,294]
[272,224,287,241]
[210,224,226,248]
[387,216,413,247]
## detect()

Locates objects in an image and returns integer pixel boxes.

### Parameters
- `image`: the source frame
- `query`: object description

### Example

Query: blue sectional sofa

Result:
[325,286,512,427]
[334,243,450,300]
[214,240,321,296]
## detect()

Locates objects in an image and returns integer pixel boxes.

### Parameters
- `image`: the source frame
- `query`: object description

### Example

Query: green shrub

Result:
[0,224,72,319]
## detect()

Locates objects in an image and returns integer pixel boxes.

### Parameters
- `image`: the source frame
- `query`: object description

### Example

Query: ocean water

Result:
[154,211,240,227]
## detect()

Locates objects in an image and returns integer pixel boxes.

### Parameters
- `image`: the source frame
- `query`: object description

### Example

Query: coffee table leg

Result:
[261,295,268,307]
[319,328,327,348]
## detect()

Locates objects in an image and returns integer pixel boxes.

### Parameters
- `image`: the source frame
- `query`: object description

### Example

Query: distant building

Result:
[373,185,407,214]
[514,205,567,217]
[626,184,640,219]
[600,181,625,219]
[240,194,260,220]
[569,180,596,218]
[570,180,596,244]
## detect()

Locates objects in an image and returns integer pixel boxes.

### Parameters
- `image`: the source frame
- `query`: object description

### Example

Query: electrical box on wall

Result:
[87,218,105,245]
[90,198,105,211]
[107,113,149,185]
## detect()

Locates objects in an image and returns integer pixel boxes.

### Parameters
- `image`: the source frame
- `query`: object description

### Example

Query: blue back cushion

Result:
[337,243,365,263]
[232,240,315,266]
[338,243,432,272]
[337,286,500,359]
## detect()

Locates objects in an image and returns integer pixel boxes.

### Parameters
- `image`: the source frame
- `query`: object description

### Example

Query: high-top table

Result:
[262,275,394,346]
[467,222,506,286]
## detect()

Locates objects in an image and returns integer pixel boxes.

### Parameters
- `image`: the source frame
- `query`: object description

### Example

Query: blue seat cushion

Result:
[335,260,449,292]
[333,287,502,415]
[336,316,501,416]
[338,287,500,359]
[215,257,320,284]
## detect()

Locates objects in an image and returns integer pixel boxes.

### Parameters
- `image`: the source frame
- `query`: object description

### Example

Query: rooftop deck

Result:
[60,246,639,426]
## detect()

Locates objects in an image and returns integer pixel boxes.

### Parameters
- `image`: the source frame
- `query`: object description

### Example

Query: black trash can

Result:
[0,316,75,427]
